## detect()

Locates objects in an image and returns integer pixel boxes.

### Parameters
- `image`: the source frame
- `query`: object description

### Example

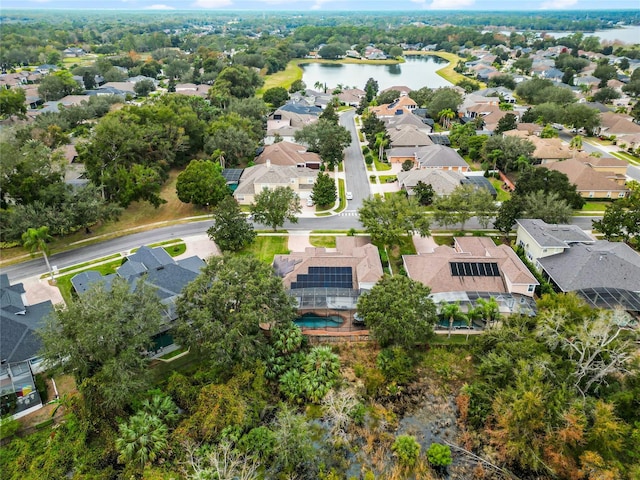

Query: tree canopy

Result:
[175,159,229,207]
[357,275,437,348]
[39,277,164,418]
[358,194,430,250]
[175,254,297,373]
[250,186,301,231]
[207,196,256,252]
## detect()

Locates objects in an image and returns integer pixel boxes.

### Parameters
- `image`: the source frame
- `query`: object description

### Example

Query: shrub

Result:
[392,435,421,467]
[376,347,416,384]
[363,368,385,398]
[0,415,20,440]
[427,442,453,469]
[365,153,374,165]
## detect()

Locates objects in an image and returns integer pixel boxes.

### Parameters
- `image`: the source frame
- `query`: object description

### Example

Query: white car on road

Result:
[346,192,353,200]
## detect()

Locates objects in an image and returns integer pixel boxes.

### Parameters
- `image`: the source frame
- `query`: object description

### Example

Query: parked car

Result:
[306,197,314,207]
[346,191,353,200]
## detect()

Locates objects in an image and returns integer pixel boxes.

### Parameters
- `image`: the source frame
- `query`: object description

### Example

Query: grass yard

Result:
[337,178,346,211]
[55,259,123,304]
[238,236,289,264]
[373,157,392,171]
[611,151,640,166]
[403,50,486,88]
[374,235,416,275]
[489,178,512,202]
[257,61,303,94]
[580,202,609,212]
[379,175,397,183]
[309,236,337,248]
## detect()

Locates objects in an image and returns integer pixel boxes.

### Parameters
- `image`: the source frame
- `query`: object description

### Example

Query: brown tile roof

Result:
[600,112,640,135]
[273,236,383,288]
[543,159,630,194]
[575,155,628,171]
[369,96,417,117]
[388,125,433,147]
[403,237,537,293]
[255,142,321,167]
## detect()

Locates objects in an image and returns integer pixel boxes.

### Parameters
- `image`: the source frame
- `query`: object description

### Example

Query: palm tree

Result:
[314,81,323,92]
[570,135,583,152]
[439,302,464,339]
[476,297,500,329]
[515,154,532,173]
[438,108,455,129]
[116,412,169,469]
[22,226,55,282]
[466,306,484,341]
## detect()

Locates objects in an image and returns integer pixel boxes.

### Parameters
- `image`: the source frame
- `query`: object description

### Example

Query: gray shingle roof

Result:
[516,219,594,248]
[539,241,640,292]
[0,274,53,363]
[418,145,468,169]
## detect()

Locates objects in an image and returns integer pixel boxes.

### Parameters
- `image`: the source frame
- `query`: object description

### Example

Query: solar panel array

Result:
[291,266,353,289]
[450,262,500,277]
[222,169,244,183]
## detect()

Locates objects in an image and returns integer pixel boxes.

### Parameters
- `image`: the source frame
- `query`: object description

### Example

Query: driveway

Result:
[340,110,371,211]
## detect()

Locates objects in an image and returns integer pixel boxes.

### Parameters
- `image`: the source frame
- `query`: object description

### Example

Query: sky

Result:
[1,0,639,11]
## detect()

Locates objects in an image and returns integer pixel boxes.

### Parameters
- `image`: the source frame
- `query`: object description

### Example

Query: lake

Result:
[300,55,452,92]
[544,26,640,45]
[497,26,640,44]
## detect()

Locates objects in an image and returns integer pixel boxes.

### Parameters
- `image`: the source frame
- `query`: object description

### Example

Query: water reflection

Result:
[301,55,453,91]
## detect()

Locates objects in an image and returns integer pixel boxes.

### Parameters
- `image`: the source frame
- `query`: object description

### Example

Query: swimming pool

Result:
[295,313,344,328]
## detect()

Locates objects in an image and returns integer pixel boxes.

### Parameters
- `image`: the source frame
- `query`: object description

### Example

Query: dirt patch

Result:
[17,375,76,429]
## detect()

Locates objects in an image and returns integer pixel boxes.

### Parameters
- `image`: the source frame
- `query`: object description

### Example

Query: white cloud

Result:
[145,3,175,8]
[540,0,578,8]
[192,0,232,7]
[428,0,475,8]
[311,0,334,10]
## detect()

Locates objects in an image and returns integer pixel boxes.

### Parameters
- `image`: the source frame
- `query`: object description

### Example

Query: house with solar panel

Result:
[403,237,539,325]
[272,237,384,331]
[70,246,205,354]
[516,219,640,314]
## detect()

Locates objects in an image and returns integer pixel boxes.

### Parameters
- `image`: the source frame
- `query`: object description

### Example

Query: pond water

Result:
[294,312,344,328]
[300,55,452,92]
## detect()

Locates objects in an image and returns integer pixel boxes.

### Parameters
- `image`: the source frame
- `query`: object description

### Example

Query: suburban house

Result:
[273,236,384,324]
[398,169,467,196]
[338,88,365,107]
[254,142,323,169]
[63,47,86,57]
[381,85,412,97]
[232,164,318,205]
[265,109,318,145]
[397,170,496,198]
[537,241,640,306]
[71,246,206,352]
[503,130,573,163]
[175,83,210,98]
[515,219,596,268]
[597,111,640,137]
[364,46,387,60]
[0,274,53,366]
[384,112,434,134]
[542,158,630,199]
[387,124,434,148]
[403,237,539,318]
[0,274,54,419]
[369,96,417,118]
[416,145,470,171]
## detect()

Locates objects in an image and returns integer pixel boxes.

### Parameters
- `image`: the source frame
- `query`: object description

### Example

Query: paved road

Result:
[339,109,370,211]
[1,215,602,283]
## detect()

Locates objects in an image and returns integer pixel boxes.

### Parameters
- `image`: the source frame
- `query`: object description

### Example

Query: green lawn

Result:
[373,235,416,275]
[580,202,609,212]
[373,158,392,171]
[379,175,397,183]
[489,178,511,202]
[55,260,123,305]
[309,236,337,248]
[337,178,346,211]
[238,236,289,264]
[611,151,640,166]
